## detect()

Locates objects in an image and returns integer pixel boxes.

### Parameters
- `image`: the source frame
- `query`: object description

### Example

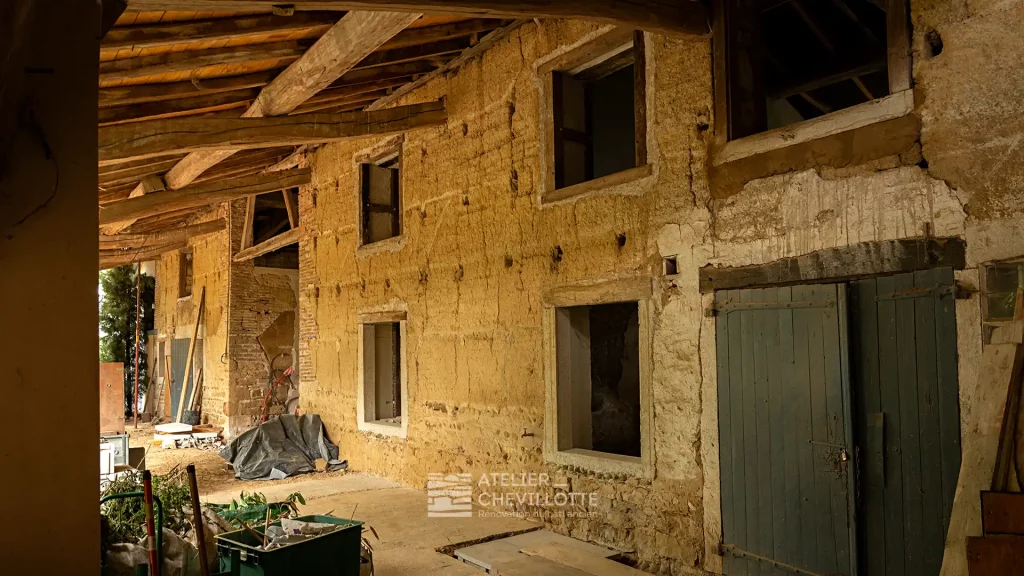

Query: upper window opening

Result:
[178,251,193,299]
[552,34,646,190]
[722,0,893,140]
[360,153,401,245]
[556,301,642,458]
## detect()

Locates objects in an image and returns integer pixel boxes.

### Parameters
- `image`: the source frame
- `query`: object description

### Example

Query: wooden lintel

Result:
[698,238,967,293]
[99,168,311,225]
[124,0,711,36]
[233,225,305,262]
[99,219,227,249]
[98,101,446,164]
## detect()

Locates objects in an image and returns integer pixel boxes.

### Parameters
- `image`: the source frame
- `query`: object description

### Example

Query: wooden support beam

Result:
[99,168,311,225]
[99,240,189,269]
[99,71,277,107]
[379,18,500,50]
[698,238,966,293]
[265,146,306,172]
[283,189,299,228]
[101,12,338,51]
[241,196,256,249]
[233,226,304,262]
[99,100,446,164]
[104,175,166,234]
[99,157,184,186]
[125,0,711,36]
[99,41,308,83]
[99,89,260,126]
[100,219,227,249]
[163,11,422,190]
[350,37,468,70]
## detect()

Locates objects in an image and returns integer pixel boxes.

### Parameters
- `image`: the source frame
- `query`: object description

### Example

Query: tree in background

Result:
[99,265,155,417]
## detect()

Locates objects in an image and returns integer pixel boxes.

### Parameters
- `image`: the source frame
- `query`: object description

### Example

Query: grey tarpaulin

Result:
[220,414,347,480]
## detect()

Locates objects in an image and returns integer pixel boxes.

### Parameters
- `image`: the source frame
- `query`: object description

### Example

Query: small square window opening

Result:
[555,301,642,458]
[982,261,1024,343]
[362,322,402,425]
[360,153,401,245]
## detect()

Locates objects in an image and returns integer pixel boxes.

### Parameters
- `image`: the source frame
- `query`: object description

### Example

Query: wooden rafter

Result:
[103,174,166,234]
[124,0,711,36]
[100,219,227,249]
[100,241,189,270]
[99,168,311,225]
[234,226,304,262]
[99,41,310,83]
[99,101,446,164]
[101,12,338,51]
[161,11,421,191]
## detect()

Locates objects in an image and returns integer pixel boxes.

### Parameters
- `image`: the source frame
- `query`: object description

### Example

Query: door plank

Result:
[894,273,925,569]
[716,290,741,576]
[934,268,962,531]
[820,284,853,573]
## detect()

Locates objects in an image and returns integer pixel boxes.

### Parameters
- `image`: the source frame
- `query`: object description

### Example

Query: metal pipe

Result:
[142,471,161,576]
[134,261,141,429]
[186,464,211,576]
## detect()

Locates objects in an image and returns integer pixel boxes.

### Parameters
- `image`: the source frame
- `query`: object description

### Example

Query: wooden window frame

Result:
[177,249,193,300]
[357,309,409,438]
[357,146,403,248]
[539,28,652,204]
[542,276,655,477]
[980,260,1024,345]
[711,0,917,197]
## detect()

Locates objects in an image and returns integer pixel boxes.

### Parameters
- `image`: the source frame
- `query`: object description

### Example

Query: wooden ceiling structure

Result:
[97,1,709,269]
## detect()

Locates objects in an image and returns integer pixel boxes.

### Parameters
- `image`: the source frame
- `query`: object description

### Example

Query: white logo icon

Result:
[427,473,473,517]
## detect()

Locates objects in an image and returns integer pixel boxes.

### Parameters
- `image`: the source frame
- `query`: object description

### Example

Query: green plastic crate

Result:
[216,515,363,576]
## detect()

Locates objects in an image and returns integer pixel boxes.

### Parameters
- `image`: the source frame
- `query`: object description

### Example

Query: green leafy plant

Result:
[100,467,192,547]
[207,491,306,528]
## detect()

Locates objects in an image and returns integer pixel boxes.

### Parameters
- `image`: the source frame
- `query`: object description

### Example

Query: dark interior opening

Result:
[251,189,299,269]
[728,0,890,139]
[588,302,641,457]
[553,50,638,189]
[361,155,401,245]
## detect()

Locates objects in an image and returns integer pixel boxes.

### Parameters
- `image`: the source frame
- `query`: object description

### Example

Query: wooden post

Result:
[133,262,141,429]
[175,287,206,422]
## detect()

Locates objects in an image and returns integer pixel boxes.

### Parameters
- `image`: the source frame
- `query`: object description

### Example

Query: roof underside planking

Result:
[97,2,710,266]
[97,8,514,243]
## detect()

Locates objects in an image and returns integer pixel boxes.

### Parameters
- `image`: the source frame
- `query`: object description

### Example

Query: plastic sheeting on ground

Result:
[219,414,347,480]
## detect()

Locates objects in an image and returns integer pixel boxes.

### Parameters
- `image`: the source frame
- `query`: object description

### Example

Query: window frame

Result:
[357,309,409,438]
[981,260,1024,345]
[177,249,193,300]
[357,146,403,248]
[542,276,655,477]
[539,28,652,204]
[711,0,916,195]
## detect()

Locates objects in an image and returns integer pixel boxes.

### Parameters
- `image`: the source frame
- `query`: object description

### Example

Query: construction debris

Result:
[152,424,224,450]
[219,414,346,480]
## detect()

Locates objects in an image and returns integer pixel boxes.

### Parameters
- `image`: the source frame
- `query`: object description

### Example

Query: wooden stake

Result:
[176,287,206,422]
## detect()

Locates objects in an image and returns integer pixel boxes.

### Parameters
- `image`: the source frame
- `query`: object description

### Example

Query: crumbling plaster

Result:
[289,2,1024,574]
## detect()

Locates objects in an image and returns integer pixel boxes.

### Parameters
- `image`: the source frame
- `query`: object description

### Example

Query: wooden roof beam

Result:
[100,219,227,249]
[99,168,311,226]
[162,11,422,190]
[124,0,711,36]
[100,241,189,270]
[101,12,338,51]
[99,100,445,164]
[99,41,309,83]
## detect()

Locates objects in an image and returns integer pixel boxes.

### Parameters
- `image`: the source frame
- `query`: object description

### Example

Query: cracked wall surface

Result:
[141,2,1024,574]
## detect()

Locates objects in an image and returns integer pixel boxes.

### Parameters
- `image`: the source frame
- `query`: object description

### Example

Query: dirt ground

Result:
[126,422,350,498]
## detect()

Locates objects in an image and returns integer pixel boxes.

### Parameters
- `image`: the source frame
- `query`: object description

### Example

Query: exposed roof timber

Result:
[100,241,189,270]
[125,208,207,233]
[163,11,422,190]
[98,61,435,108]
[99,168,312,225]
[99,219,227,249]
[99,157,184,185]
[368,18,527,111]
[101,12,339,51]
[124,0,711,36]
[99,41,309,83]
[99,89,259,126]
[102,174,166,233]
[234,226,304,262]
[99,100,446,164]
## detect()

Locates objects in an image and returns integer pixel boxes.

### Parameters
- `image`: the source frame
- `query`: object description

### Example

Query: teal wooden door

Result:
[716,285,856,576]
[849,268,960,576]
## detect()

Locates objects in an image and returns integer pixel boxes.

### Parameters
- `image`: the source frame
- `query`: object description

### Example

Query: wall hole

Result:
[663,256,679,276]
[926,29,943,57]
